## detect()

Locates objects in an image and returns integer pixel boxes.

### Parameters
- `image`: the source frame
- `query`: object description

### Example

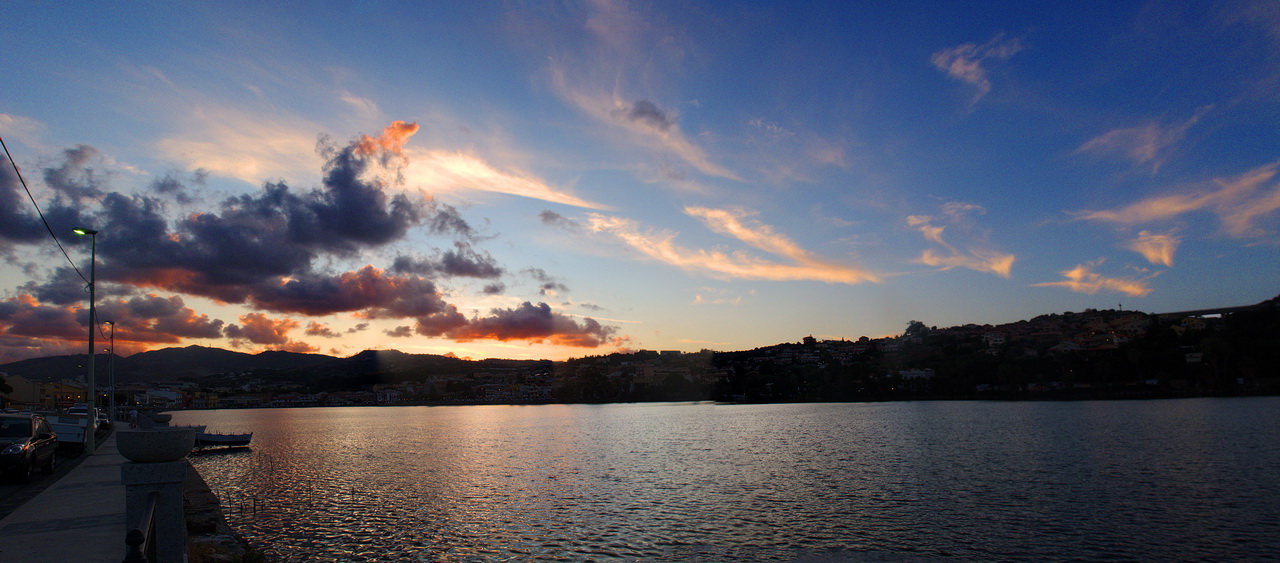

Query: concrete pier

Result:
[0,433,126,562]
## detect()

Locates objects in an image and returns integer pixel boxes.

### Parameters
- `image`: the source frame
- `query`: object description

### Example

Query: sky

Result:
[1,1,1278,364]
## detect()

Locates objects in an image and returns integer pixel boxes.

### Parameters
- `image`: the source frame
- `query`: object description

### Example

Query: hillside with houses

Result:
[1,296,1277,410]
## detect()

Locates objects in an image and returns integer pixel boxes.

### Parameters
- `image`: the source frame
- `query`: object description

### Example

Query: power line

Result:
[0,135,90,284]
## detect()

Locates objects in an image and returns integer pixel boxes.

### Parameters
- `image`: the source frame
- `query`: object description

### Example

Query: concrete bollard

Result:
[121,460,189,562]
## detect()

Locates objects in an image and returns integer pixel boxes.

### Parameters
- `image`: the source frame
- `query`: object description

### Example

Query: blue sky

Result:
[1,1,1277,363]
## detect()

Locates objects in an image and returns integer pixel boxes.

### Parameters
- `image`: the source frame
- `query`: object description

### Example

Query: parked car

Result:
[0,413,58,482]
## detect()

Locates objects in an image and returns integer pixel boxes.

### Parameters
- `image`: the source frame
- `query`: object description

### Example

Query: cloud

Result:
[615,100,675,131]
[931,33,1023,105]
[1032,260,1155,297]
[155,105,325,186]
[583,208,880,284]
[391,242,504,279]
[305,321,339,338]
[404,149,607,209]
[443,302,617,347]
[1,150,94,248]
[550,66,740,182]
[523,267,569,296]
[1128,230,1180,267]
[97,124,429,302]
[0,290,226,362]
[1076,106,1212,173]
[340,92,381,119]
[41,145,108,202]
[3,122,628,362]
[346,323,369,334]
[0,113,45,141]
[385,325,414,338]
[247,266,454,318]
[1077,161,1280,238]
[224,312,319,353]
[692,287,751,306]
[908,204,1015,277]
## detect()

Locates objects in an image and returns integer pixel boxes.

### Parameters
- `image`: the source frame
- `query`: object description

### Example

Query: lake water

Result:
[172,398,1280,561]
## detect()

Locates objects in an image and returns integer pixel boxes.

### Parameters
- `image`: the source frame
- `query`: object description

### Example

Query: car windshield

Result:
[0,419,32,437]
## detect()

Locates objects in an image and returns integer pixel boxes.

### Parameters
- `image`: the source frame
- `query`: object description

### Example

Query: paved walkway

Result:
[0,434,127,562]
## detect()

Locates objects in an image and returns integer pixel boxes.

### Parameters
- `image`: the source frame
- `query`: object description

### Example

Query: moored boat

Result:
[195,432,252,448]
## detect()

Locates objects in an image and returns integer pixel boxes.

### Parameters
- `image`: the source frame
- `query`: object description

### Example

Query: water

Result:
[173,398,1280,561]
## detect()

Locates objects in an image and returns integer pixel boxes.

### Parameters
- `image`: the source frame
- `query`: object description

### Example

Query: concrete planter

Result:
[117,427,195,463]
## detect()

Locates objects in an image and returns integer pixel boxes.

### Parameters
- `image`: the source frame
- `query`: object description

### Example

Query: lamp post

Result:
[105,320,115,423]
[74,227,97,455]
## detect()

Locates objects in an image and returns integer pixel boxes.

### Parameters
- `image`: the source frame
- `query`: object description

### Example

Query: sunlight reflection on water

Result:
[175,398,1280,561]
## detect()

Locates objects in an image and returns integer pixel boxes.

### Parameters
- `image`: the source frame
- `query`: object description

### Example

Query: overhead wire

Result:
[2,134,110,343]
[0,135,92,285]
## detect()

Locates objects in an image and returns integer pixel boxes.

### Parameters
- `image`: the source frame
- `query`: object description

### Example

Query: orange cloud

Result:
[908,206,1014,278]
[404,149,608,209]
[586,209,880,284]
[1128,231,1180,267]
[1077,161,1280,238]
[227,312,300,345]
[355,120,420,157]
[1032,261,1155,297]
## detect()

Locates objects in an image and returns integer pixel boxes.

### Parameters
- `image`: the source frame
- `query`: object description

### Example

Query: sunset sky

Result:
[2,1,1278,364]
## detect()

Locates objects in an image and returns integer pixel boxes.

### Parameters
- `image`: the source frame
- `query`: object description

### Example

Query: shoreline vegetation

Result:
[4,297,1278,410]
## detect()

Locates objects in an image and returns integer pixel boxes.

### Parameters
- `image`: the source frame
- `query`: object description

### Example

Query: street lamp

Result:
[74,227,98,455]
[105,320,115,423]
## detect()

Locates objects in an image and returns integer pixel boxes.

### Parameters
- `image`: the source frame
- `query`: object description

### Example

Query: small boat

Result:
[195,432,253,448]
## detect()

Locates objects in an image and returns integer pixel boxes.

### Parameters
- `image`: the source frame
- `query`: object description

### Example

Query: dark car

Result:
[0,413,58,482]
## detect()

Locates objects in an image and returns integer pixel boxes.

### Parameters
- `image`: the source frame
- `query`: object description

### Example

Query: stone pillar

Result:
[121,461,189,563]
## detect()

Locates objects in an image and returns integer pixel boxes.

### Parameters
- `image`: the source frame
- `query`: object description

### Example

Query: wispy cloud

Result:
[907,202,1015,277]
[1032,260,1155,297]
[692,287,753,305]
[403,148,608,209]
[582,207,880,284]
[1076,106,1212,173]
[156,105,324,186]
[1077,161,1280,238]
[1128,230,1181,267]
[931,33,1023,105]
[551,69,740,181]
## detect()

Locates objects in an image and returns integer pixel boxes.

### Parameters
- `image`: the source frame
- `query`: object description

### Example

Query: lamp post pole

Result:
[75,228,98,455]
[106,320,115,423]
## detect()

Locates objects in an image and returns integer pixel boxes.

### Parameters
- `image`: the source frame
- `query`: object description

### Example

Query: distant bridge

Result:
[1156,302,1274,319]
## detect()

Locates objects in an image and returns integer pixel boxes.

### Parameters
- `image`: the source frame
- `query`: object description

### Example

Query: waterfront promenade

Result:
[0,433,127,562]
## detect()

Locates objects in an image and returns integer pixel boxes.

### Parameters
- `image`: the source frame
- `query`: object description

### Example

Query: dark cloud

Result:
[1,124,625,361]
[390,242,503,279]
[614,100,675,131]
[445,302,616,347]
[0,155,47,243]
[0,296,83,340]
[305,321,339,338]
[42,145,106,202]
[247,266,455,318]
[149,171,203,205]
[439,242,503,278]
[524,267,568,295]
[412,307,469,336]
[93,126,431,300]
[22,267,87,306]
[425,201,476,238]
[538,209,581,231]
[0,153,85,244]
[0,289,217,361]
[93,294,225,342]
[385,325,413,337]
